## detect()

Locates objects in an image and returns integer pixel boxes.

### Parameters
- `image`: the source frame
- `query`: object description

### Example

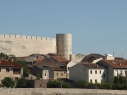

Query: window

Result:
[45,73,46,76]
[61,73,63,76]
[6,68,9,72]
[95,79,97,83]
[57,73,58,76]
[103,74,105,77]
[68,67,70,70]
[90,79,92,83]
[0,68,1,72]
[95,70,97,74]
[100,70,101,74]
[15,77,19,81]
[90,70,92,74]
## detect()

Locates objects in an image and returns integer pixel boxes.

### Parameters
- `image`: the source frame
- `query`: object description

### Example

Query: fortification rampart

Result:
[0,34,56,57]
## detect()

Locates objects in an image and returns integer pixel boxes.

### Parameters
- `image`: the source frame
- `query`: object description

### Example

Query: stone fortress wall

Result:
[0,34,56,57]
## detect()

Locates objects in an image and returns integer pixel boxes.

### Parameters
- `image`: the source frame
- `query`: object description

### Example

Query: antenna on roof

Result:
[122,55,123,58]
[113,48,115,57]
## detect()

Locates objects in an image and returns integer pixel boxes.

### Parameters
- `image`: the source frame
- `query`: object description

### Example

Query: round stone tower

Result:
[56,33,72,60]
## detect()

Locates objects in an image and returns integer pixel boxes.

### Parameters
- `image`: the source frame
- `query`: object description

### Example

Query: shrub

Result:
[47,80,60,88]
[61,81,72,88]
[16,76,26,88]
[2,77,15,88]
[75,80,87,88]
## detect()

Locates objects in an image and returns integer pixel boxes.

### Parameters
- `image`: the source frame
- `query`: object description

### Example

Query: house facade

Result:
[97,60,127,83]
[66,61,77,78]
[0,60,23,83]
[48,66,67,79]
[69,63,107,83]
[32,66,49,79]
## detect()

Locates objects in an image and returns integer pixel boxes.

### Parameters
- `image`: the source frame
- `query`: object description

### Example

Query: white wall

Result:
[42,70,49,79]
[67,61,77,78]
[114,69,127,76]
[88,69,107,83]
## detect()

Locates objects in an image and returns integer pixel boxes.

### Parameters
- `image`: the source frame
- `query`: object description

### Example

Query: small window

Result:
[6,68,9,72]
[68,67,70,70]
[57,73,58,76]
[45,73,46,76]
[30,77,32,79]
[15,77,19,81]
[100,70,101,74]
[90,79,92,83]
[0,68,1,72]
[95,79,97,83]
[103,74,105,77]
[95,70,97,74]
[90,70,92,74]
[61,73,63,76]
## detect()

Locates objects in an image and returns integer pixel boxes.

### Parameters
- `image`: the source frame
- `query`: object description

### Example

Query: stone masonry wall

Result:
[0,34,56,57]
[0,88,127,95]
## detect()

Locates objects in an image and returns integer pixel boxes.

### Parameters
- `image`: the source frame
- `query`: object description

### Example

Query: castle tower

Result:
[56,34,72,60]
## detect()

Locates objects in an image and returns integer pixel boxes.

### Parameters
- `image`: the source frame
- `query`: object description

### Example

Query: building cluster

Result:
[0,53,127,87]
[0,33,127,88]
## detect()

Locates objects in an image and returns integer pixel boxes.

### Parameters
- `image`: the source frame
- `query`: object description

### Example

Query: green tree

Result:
[0,53,9,60]
[36,73,40,80]
[113,75,127,84]
[2,77,15,88]
[16,60,29,76]
[16,76,26,88]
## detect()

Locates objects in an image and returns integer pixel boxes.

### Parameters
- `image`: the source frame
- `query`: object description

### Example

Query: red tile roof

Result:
[81,63,105,69]
[51,56,68,62]
[34,57,45,62]
[0,60,22,68]
[101,60,127,69]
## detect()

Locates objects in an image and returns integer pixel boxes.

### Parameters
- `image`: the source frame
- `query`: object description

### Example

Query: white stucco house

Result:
[66,61,77,78]
[69,63,107,83]
[97,60,127,83]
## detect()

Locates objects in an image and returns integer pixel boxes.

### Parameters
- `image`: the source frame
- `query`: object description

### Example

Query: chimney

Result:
[11,58,13,62]
[69,54,72,61]
[96,64,98,68]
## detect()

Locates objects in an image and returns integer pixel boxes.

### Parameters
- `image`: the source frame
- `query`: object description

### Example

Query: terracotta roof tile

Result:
[101,60,127,69]
[0,60,22,68]
[81,63,105,69]
[34,57,45,62]
[51,56,68,62]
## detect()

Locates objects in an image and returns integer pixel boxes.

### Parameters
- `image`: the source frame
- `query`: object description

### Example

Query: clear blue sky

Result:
[0,0,127,58]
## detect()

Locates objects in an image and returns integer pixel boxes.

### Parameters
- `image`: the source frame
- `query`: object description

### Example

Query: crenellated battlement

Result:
[0,34,56,41]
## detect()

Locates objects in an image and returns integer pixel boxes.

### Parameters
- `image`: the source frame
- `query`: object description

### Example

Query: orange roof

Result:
[102,60,127,68]
[34,57,45,62]
[51,56,67,62]
[0,60,22,68]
